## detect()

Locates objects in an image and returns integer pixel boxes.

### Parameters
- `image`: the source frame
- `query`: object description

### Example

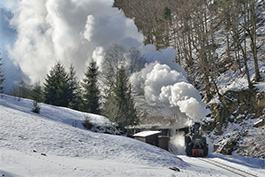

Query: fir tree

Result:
[30,83,44,102]
[44,62,70,107]
[32,101,41,114]
[68,64,82,110]
[0,57,5,93]
[30,83,44,114]
[103,65,138,128]
[82,59,101,114]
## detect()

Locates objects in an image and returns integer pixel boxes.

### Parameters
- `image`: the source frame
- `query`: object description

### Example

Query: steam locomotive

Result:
[185,122,208,157]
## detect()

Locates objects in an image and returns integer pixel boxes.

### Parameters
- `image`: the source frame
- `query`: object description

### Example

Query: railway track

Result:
[199,158,258,177]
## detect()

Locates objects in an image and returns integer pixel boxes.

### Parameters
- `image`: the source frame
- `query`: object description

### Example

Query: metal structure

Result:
[185,122,208,157]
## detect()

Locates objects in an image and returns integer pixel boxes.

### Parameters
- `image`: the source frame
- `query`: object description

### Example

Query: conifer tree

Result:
[31,83,44,103]
[31,83,44,114]
[82,59,101,114]
[68,64,82,110]
[44,62,70,107]
[0,57,5,93]
[103,65,138,128]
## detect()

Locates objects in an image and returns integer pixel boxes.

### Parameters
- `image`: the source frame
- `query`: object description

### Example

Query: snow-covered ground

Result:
[0,94,264,176]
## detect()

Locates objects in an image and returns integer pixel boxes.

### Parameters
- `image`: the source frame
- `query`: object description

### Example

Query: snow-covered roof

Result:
[133,131,161,137]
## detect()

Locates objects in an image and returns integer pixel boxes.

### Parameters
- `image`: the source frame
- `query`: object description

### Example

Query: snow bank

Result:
[0,94,185,167]
[0,94,115,131]
[1,94,264,177]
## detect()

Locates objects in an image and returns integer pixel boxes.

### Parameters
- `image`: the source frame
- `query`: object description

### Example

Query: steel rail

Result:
[199,158,258,177]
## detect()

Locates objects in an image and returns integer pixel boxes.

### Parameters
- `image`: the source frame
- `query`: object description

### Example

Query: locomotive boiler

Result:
[185,122,208,157]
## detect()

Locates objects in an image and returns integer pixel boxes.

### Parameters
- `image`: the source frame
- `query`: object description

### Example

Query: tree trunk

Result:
[250,0,260,82]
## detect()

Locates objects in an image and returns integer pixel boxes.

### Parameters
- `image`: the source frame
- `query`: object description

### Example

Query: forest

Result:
[114,0,264,100]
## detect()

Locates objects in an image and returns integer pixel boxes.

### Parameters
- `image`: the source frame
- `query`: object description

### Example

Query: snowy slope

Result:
[0,94,116,131]
[0,94,264,176]
[202,0,265,159]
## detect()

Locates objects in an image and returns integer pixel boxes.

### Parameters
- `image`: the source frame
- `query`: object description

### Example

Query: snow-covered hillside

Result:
[0,94,264,176]
[201,0,265,159]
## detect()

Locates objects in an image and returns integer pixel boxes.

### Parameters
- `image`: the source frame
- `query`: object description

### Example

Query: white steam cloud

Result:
[6,0,210,124]
[8,0,143,83]
[130,46,210,123]
[169,132,186,155]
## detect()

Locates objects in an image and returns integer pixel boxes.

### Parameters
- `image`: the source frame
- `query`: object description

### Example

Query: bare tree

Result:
[115,0,262,98]
[248,0,260,82]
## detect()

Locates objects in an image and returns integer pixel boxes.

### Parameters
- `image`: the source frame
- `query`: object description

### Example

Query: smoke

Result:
[168,132,186,155]
[0,7,25,92]
[1,0,18,10]
[2,0,210,124]
[130,46,210,124]
[7,0,143,84]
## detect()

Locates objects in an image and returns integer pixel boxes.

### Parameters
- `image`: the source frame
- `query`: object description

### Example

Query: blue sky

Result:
[0,0,19,10]
[0,0,18,50]
[1,0,17,56]
[1,0,24,92]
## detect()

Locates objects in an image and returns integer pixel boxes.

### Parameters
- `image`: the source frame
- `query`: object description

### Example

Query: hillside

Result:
[114,0,265,159]
[1,94,264,176]
[202,0,265,159]
[0,94,185,176]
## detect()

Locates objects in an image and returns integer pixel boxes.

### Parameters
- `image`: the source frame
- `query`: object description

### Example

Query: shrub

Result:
[82,117,94,130]
[32,101,40,114]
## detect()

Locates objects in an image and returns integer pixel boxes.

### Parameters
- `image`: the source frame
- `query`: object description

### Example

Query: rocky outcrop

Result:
[204,89,264,132]
[204,90,265,158]
[220,136,240,155]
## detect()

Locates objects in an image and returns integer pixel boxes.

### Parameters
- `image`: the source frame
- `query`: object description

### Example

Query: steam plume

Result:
[7,0,143,83]
[3,0,210,124]
[130,46,210,124]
